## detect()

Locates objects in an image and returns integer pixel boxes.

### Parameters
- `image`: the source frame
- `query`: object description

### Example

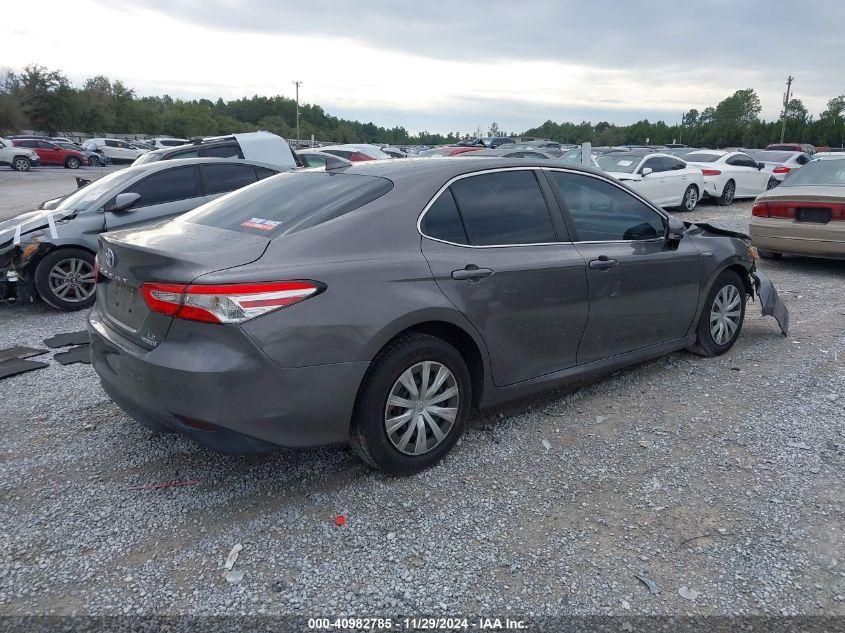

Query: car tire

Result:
[349,333,472,475]
[766,177,779,190]
[758,250,782,259]
[34,248,98,311]
[679,185,699,212]
[687,269,747,357]
[716,180,735,206]
[12,157,31,172]
[65,156,80,169]
[87,156,98,167]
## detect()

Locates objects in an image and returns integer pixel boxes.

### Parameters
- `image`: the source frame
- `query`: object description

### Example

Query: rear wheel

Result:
[350,333,471,475]
[717,180,735,206]
[687,270,746,357]
[12,157,31,172]
[766,177,779,190]
[65,156,80,169]
[679,185,699,211]
[34,248,97,311]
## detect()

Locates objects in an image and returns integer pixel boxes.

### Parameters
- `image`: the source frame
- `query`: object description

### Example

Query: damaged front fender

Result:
[751,269,789,336]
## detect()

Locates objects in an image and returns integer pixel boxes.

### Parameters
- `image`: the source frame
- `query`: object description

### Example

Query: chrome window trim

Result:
[416,165,670,248]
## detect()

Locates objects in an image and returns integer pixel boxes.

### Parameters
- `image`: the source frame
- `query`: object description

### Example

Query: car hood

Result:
[0,208,76,252]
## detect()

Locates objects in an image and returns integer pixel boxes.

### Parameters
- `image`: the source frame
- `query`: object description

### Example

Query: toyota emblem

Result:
[104,248,116,268]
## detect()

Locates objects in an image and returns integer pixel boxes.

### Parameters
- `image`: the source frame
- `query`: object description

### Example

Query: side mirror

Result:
[666,215,686,246]
[641,167,653,176]
[757,162,765,170]
[110,192,141,212]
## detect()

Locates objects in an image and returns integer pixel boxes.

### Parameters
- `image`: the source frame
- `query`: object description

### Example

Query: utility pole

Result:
[779,75,794,144]
[292,80,302,147]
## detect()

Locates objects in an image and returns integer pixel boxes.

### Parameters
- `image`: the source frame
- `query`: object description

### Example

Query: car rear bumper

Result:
[88,305,369,452]
[750,217,845,258]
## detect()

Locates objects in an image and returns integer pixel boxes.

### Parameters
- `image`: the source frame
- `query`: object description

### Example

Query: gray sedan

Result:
[89,158,789,474]
[0,158,282,310]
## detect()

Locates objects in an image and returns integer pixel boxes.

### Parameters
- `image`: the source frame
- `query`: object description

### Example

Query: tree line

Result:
[1,65,844,149]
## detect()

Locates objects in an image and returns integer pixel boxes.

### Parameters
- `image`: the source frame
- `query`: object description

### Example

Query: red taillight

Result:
[772,166,791,174]
[752,202,770,218]
[752,200,845,221]
[141,281,322,324]
[700,168,722,176]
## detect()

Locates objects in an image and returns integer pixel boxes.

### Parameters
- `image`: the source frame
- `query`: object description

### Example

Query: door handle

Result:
[451,265,493,281]
[588,256,619,270]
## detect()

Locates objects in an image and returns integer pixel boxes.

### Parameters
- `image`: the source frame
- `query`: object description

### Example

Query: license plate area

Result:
[106,281,142,330]
[796,207,831,224]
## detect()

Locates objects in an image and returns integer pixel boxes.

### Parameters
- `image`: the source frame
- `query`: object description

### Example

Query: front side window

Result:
[120,166,199,207]
[662,157,686,170]
[550,171,665,242]
[449,170,556,246]
[201,163,257,195]
[640,157,664,173]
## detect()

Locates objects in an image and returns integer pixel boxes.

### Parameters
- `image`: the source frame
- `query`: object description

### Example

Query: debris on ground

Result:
[43,330,89,348]
[223,570,245,584]
[679,586,700,602]
[224,543,243,571]
[634,573,660,595]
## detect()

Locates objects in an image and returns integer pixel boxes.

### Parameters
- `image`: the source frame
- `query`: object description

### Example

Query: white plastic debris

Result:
[678,586,699,601]
[224,570,245,584]
[541,439,551,450]
[224,543,242,571]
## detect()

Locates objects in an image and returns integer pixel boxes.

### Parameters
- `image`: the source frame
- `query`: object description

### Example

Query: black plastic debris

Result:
[53,344,91,366]
[0,358,49,380]
[44,330,89,348]
[0,346,48,363]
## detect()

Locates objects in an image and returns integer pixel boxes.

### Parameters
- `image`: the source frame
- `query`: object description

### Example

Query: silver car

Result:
[0,158,282,309]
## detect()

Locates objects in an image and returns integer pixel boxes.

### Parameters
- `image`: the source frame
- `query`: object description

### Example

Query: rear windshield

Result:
[748,151,793,162]
[183,171,394,236]
[781,159,845,187]
[685,153,722,163]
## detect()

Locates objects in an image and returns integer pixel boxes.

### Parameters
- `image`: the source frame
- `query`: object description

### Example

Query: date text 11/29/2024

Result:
[307,617,528,630]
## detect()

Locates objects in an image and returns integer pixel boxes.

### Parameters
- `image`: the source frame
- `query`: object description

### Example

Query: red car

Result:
[423,146,485,157]
[11,139,85,169]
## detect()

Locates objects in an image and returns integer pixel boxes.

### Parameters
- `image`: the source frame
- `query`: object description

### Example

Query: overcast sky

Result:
[3,1,844,134]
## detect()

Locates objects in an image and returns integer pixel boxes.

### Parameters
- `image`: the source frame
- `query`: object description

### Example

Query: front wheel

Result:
[687,270,746,357]
[679,185,699,212]
[12,157,31,172]
[34,248,97,311]
[717,180,735,206]
[350,333,472,475]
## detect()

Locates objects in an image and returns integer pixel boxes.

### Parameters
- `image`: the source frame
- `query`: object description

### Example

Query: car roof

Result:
[116,156,284,176]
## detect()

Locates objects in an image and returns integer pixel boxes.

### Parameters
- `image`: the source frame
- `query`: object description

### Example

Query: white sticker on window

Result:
[617,160,634,167]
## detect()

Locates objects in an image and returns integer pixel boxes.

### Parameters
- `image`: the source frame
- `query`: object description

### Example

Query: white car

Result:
[684,150,770,205]
[595,151,705,211]
[148,137,189,149]
[0,138,40,171]
[745,150,811,187]
[82,138,149,163]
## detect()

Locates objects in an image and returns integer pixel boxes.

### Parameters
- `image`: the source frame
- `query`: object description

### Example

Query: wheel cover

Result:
[14,158,28,170]
[48,258,96,303]
[384,360,459,456]
[685,187,698,210]
[709,284,741,345]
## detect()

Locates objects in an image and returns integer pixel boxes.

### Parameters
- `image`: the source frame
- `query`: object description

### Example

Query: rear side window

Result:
[122,166,199,207]
[167,149,200,159]
[185,172,393,236]
[421,189,468,244]
[202,143,242,159]
[201,163,257,195]
[303,154,327,168]
[550,171,665,242]
[255,167,277,180]
[449,170,556,245]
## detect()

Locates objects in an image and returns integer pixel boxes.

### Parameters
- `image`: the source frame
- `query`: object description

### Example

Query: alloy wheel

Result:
[767,178,778,190]
[384,360,459,456]
[723,181,735,204]
[684,187,698,211]
[709,284,741,345]
[48,258,96,303]
[13,158,30,171]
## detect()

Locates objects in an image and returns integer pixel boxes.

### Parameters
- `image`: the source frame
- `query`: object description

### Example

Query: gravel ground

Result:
[0,164,125,222]
[0,195,843,619]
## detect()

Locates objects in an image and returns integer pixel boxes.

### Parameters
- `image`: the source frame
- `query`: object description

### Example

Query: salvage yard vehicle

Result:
[0,138,40,171]
[83,138,149,163]
[453,148,557,159]
[0,158,282,310]
[53,141,110,166]
[750,155,845,259]
[596,151,705,211]
[88,158,788,474]
[745,150,811,187]
[11,138,86,169]
[685,150,771,205]
[319,144,392,161]
[132,131,299,170]
[148,137,188,149]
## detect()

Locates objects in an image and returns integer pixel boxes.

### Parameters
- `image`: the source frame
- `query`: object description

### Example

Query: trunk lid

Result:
[97,221,270,350]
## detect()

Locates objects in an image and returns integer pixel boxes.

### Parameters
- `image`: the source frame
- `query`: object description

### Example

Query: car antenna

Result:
[324,155,353,171]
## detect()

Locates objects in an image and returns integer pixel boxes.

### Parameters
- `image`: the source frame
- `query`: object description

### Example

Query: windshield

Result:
[685,152,722,163]
[55,170,139,211]
[185,171,394,236]
[132,150,163,165]
[781,159,845,187]
[596,154,641,173]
